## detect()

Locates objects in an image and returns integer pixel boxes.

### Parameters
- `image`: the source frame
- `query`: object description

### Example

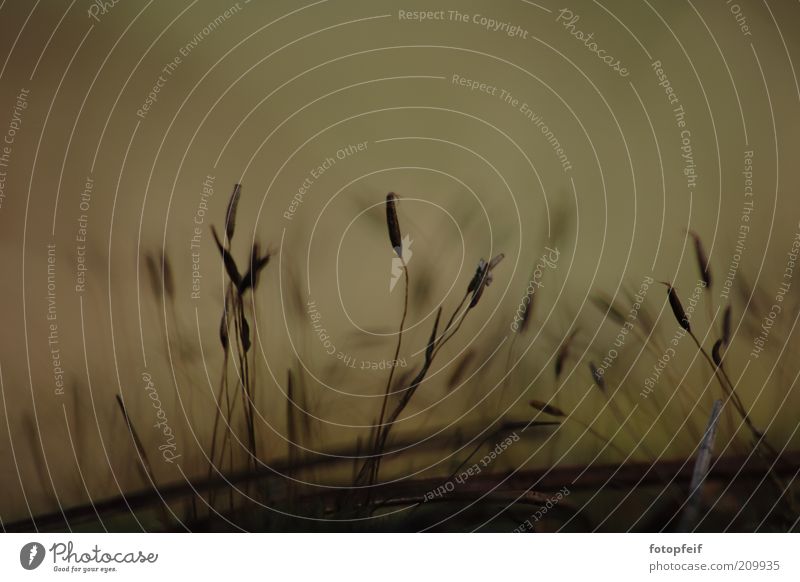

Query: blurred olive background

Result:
[0,0,799,526]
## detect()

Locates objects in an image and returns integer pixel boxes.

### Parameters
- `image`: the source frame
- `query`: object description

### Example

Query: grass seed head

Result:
[518,295,534,333]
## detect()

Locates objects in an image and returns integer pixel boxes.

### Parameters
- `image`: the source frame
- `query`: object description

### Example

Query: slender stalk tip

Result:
[688,230,712,289]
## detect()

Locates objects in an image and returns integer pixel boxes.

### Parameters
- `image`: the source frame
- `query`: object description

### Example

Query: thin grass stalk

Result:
[437,421,532,496]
